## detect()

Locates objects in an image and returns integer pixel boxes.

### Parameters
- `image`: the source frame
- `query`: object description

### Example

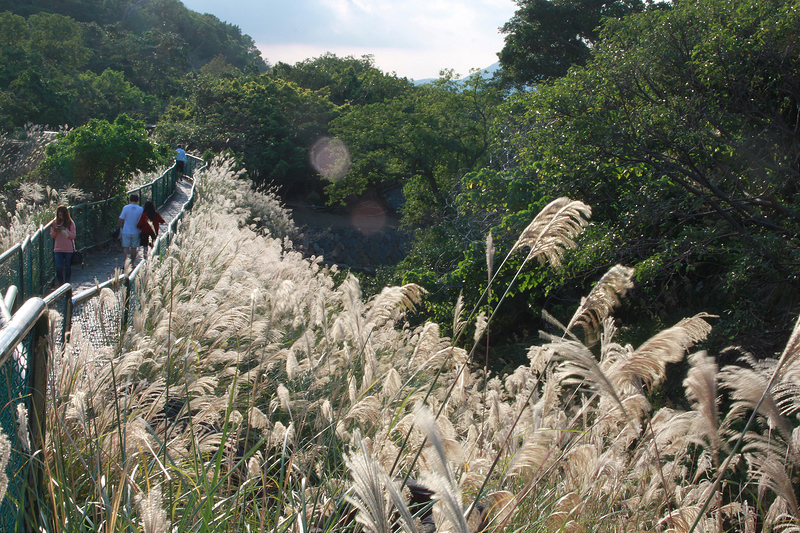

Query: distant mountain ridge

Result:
[412,61,500,86]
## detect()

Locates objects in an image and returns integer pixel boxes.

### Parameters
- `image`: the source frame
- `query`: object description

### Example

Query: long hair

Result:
[56,205,72,227]
[143,201,157,220]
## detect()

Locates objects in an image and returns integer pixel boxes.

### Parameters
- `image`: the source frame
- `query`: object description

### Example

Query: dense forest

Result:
[1,0,799,367]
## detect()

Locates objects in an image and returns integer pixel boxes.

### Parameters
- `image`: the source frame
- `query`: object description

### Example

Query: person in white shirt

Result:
[175,145,187,176]
[116,193,144,265]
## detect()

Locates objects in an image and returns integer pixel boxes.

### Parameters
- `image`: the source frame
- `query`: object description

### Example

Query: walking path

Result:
[69,179,194,293]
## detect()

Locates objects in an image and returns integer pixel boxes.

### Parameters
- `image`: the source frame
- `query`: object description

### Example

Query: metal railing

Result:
[0,156,201,311]
[0,155,204,532]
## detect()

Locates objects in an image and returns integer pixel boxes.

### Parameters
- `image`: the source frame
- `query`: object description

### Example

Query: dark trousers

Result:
[54,252,73,284]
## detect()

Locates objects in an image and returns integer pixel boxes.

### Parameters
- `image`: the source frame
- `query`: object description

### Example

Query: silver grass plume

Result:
[453,293,467,340]
[551,339,628,416]
[383,368,403,399]
[718,362,793,442]
[365,283,426,329]
[473,313,488,345]
[136,488,169,533]
[776,311,800,382]
[414,406,470,533]
[343,396,382,428]
[511,197,591,267]
[486,231,495,280]
[747,451,800,519]
[345,432,417,533]
[683,352,721,455]
[565,264,635,345]
[613,313,714,391]
[0,426,9,503]
[15,403,30,454]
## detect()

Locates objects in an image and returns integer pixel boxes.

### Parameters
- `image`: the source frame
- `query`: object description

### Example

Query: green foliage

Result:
[271,53,414,106]
[69,68,156,124]
[0,11,91,128]
[37,114,166,199]
[1,0,267,73]
[157,74,337,197]
[326,73,502,225]
[498,0,646,87]
[0,1,266,131]
[493,0,800,353]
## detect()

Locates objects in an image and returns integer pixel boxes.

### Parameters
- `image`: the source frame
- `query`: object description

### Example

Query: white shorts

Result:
[121,233,139,248]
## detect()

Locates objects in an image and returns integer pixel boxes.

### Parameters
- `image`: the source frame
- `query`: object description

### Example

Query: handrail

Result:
[0,298,46,369]
[0,155,202,313]
[0,155,206,533]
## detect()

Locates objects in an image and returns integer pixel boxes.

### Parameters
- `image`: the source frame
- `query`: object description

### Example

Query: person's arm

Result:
[49,219,58,238]
[65,221,76,240]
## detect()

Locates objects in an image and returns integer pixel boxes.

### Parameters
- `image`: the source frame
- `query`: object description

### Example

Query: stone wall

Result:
[298,225,410,272]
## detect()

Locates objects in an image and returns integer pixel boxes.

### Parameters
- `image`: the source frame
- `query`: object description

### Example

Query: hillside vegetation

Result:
[0,0,796,356]
[0,0,797,527]
[0,2,798,528]
[34,159,800,532]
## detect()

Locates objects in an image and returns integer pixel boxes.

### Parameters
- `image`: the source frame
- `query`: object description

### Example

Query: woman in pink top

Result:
[49,205,77,285]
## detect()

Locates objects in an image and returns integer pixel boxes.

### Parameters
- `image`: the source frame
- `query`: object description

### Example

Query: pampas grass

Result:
[26,158,800,533]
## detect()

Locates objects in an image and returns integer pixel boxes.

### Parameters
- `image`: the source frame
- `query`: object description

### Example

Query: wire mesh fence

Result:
[0,156,203,532]
[0,156,201,311]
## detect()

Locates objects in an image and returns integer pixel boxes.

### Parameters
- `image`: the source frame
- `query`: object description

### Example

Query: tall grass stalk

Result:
[25,158,799,532]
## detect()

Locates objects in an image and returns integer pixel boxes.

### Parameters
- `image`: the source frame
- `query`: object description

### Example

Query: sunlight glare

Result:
[310,137,351,181]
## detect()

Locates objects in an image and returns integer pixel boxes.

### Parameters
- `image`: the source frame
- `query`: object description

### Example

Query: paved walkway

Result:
[69,179,194,293]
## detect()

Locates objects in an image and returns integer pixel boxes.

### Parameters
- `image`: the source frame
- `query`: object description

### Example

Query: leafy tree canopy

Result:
[326,72,503,226]
[37,114,167,199]
[485,0,800,352]
[157,74,337,198]
[0,0,266,73]
[271,53,414,106]
[498,0,647,87]
[0,1,267,130]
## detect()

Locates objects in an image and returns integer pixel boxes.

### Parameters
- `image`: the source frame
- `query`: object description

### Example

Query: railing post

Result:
[27,311,49,531]
[38,229,45,295]
[16,246,23,311]
[122,275,131,329]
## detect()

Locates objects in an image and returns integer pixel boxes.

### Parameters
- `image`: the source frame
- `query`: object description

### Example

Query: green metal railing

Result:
[0,156,200,311]
[0,155,204,532]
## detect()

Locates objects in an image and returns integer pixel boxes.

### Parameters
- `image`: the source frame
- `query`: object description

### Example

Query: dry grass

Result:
[35,159,800,532]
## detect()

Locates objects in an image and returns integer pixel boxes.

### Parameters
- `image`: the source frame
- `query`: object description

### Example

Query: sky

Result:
[179,0,519,81]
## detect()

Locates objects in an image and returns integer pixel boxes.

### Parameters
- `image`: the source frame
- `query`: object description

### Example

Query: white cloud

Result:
[182,0,517,79]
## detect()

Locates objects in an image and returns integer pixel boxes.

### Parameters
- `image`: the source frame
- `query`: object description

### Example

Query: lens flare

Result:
[310,137,351,181]
[351,199,386,236]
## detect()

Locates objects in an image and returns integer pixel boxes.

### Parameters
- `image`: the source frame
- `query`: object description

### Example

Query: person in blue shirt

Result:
[116,194,144,265]
[175,145,187,176]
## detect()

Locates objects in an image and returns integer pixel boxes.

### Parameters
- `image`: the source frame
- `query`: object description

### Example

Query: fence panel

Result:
[0,156,203,533]
[0,298,47,533]
[0,248,22,309]
[0,156,202,313]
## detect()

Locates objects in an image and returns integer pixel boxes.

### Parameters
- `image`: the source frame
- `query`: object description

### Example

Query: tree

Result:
[271,53,414,106]
[0,11,92,128]
[326,72,502,226]
[25,12,91,74]
[496,0,800,351]
[498,0,645,86]
[157,74,336,198]
[69,69,155,124]
[37,114,167,199]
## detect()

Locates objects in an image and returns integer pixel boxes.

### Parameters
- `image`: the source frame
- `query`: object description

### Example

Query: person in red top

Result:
[49,205,77,285]
[137,201,165,260]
